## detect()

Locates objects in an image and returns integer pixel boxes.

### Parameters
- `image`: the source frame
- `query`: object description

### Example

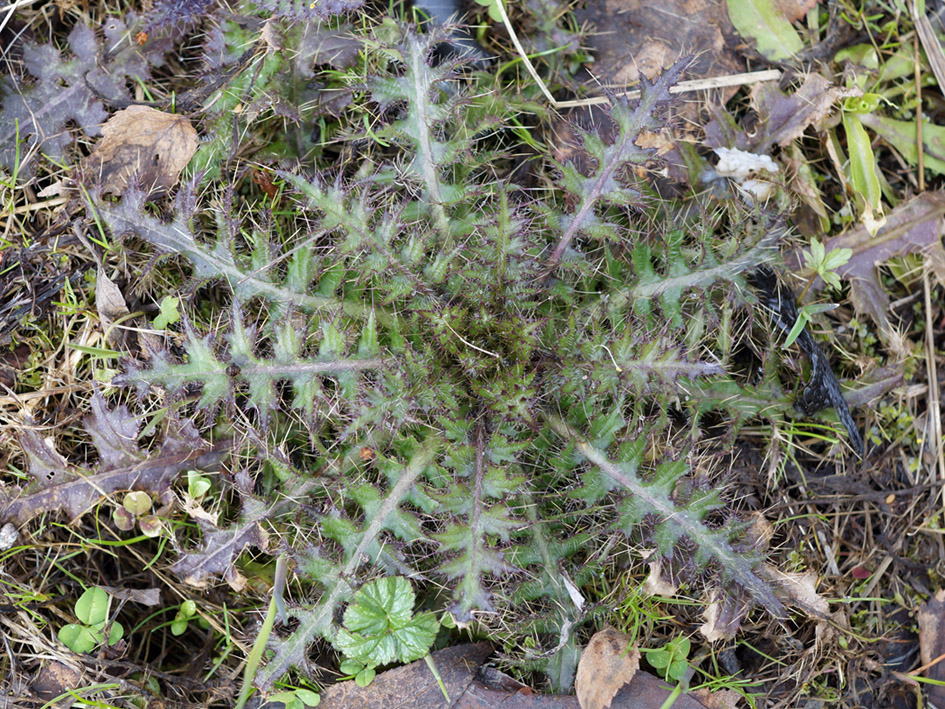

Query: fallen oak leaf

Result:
[82,105,198,196]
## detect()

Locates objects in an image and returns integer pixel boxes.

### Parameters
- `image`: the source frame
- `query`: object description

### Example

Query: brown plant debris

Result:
[82,105,198,196]
[0,394,228,525]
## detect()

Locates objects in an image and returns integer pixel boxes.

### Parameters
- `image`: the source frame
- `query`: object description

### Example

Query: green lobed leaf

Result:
[343,576,416,635]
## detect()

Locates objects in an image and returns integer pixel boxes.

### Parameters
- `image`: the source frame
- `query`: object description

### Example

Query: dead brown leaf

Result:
[0,395,227,525]
[319,642,493,708]
[100,586,162,606]
[749,73,842,152]
[643,557,679,597]
[0,342,31,388]
[83,106,198,196]
[919,590,945,707]
[575,0,744,94]
[31,661,83,704]
[575,627,640,709]
[95,268,130,347]
[700,588,752,642]
[565,0,747,181]
[787,190,945,352]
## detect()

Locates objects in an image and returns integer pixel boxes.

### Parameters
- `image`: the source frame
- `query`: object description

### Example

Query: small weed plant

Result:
[58,588,124,654]
[0,0,813,698]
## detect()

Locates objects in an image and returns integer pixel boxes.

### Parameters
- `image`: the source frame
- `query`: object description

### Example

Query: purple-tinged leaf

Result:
[0,17,175,174]
[144,0,216,32]
[248,0,364,20]
[785,191,945,348]
[171,495,272,591]
[84,394,141,470]
[0,398,227,525]
[548,416,784,619]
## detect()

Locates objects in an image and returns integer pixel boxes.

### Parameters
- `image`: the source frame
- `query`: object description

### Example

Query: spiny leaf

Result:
[93,186,343,314]
[546,61,687,268]
[627,224,782,325]
[255,439,438,691]
[434,423,523,622]
[116,303,386,428]
[547,416,784,618]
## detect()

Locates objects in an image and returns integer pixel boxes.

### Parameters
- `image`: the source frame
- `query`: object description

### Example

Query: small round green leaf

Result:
[295,689,321,706]
[123,491,153,516]
[171,619,188,636]
[339,658,364,676]
[669,657,688,681]
[153,296,181,330]
[267,692,296,703]
[187,471,211,499]
[646,649,670,669]
[180,600,197,618]
[58,623,98,653]
[107,621,124,646]
[139,515,163,538]
[113,506,135,532]
[75,587,110,625]
[355,667,375,687]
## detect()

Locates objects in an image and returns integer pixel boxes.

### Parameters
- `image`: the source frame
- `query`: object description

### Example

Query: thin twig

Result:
[923,265,945,514]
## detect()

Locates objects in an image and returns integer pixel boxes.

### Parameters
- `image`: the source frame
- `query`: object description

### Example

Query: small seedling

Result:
[338,658,376,688]
[644,635,690,683]
[782,302,841,350]
[332,576,439,687]
[187,470,212,500]
[801,238,853,292]
[153,295,180,330]
[782,238,853,349]
[112,491,163,537]
[58,587,124,653]
[171,600,198,636]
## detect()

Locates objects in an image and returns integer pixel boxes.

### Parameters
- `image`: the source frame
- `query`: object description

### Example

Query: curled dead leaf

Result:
[83,106,198,196]
[643,557,679,597]
[95,268,130,347]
